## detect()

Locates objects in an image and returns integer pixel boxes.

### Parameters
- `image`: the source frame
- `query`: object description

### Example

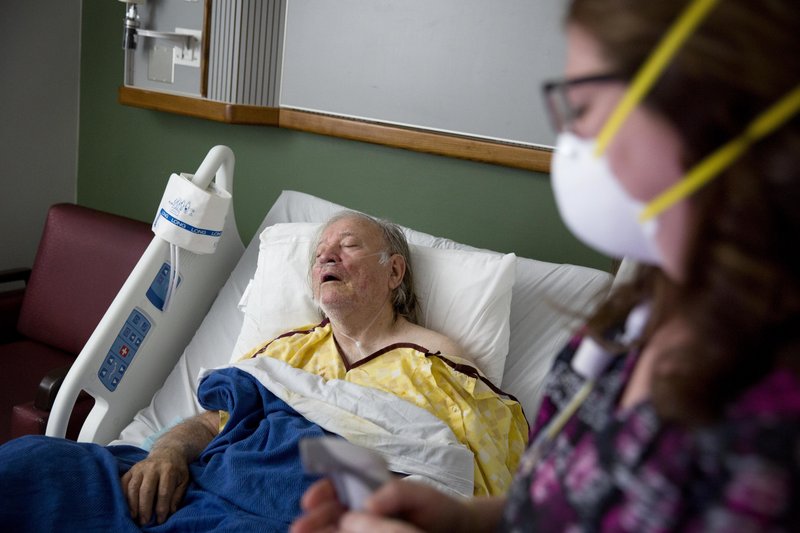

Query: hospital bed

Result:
[46,146,614,453]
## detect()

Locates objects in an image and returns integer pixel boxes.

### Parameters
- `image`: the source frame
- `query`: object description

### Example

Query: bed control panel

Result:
[98,307,152,392]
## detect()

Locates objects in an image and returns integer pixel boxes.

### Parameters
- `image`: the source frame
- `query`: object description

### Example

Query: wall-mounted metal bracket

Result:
[137,28,202,67]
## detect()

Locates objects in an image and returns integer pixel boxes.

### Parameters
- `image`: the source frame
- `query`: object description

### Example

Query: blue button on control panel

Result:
[146,262,181,311]
[98,307,152,392]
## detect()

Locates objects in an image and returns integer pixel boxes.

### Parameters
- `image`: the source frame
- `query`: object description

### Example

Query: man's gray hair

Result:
[311,211,420,324]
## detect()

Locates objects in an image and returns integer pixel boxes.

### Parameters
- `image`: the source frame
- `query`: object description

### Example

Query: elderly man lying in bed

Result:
[0,212,527,531]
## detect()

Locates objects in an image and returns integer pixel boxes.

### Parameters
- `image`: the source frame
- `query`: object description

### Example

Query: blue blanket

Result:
[0,367,328,532]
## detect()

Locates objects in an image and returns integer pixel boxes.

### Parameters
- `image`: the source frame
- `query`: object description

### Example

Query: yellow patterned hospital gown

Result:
[238,319,529,496]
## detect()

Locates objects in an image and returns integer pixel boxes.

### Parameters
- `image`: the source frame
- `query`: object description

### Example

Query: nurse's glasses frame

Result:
[541,73,624,133]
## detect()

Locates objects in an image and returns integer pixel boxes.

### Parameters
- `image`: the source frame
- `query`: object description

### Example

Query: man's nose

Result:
[316,245,339,264]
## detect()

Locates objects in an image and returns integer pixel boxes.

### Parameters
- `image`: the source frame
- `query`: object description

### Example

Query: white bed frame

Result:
[47,147,244,444]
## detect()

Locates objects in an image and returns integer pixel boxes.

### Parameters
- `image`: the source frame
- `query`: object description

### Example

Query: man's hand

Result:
[121,447,190,525]
[120,410,219,526]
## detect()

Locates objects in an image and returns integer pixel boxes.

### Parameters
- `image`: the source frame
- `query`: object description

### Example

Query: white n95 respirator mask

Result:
[551,132,664,265]
[547,0,800,268]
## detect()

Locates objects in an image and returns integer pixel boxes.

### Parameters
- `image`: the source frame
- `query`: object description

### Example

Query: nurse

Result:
[292,0,800,530]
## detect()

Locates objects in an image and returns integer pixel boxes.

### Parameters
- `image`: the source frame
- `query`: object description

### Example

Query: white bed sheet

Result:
[113,190,612,447]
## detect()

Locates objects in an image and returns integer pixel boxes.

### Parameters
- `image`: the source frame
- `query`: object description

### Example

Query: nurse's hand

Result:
[291,478,506,533]
[291,478,347,533]
[121,448,190,526]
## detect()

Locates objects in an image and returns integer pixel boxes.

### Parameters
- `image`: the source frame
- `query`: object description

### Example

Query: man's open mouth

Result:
[321,274,341,283]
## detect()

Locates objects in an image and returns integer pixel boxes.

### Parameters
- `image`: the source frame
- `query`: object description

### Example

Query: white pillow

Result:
[231,222,516,385]
[230,222,323,360]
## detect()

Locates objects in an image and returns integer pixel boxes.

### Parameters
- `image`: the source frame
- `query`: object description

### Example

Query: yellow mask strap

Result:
[593,0,720,157]
[640,85,800,222]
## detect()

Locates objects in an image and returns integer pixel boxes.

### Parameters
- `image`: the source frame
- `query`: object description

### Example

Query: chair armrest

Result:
[0,267,31,285]
[35,365,71,411]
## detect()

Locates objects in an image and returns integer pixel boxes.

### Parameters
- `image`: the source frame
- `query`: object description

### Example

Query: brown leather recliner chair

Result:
[0,203,152,443]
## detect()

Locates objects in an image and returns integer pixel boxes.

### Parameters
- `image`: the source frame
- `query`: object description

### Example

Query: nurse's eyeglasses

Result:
[541,73,624,133]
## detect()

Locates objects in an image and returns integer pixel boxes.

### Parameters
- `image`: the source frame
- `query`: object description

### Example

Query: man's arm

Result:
[121,409,220,526]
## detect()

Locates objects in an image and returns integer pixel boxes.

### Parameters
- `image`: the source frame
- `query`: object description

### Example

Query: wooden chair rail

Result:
[118,86,552,172]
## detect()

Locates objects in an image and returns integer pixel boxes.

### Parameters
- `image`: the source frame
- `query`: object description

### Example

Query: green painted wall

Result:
[77,1,609,271]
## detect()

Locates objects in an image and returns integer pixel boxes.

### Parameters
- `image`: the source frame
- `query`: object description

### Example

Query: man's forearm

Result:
[150,410,220,462]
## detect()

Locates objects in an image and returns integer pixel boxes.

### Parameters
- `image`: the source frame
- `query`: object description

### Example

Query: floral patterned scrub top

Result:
[501,333,800,532]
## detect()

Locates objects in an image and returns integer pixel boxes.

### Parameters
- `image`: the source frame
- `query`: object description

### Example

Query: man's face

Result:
[311,216,401,316]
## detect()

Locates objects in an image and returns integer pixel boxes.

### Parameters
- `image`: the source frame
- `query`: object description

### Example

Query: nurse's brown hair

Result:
[571,0,800,424]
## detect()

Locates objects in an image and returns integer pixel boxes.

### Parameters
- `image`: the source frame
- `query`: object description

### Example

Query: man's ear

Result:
[387,254,406,290]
